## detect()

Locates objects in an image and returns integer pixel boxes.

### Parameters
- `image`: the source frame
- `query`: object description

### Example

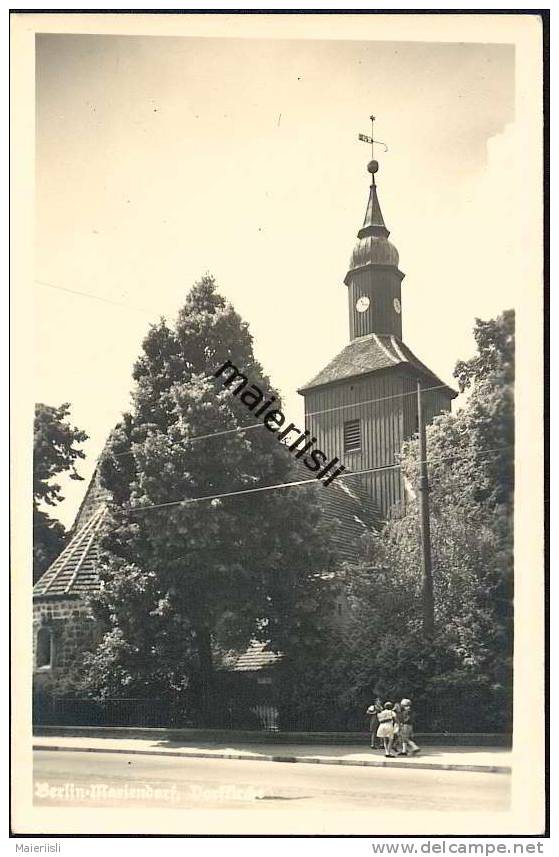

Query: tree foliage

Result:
[290,310,515,732]
[82,276,333,717]
[33,403,88,583]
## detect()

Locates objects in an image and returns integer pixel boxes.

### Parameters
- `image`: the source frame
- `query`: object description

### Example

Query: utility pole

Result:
[417,380,435,637]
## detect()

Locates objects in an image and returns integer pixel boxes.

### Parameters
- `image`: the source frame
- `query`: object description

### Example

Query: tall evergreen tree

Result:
[83,276,332,720]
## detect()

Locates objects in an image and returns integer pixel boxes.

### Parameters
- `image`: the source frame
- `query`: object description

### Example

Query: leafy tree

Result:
[33,403,88,582]
[82,276,333,720]
[454,309,515,391]
[453,308,514,508]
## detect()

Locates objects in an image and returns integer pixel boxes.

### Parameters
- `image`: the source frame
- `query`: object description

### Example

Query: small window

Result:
[344,419,361,452]
[36,627,53,669]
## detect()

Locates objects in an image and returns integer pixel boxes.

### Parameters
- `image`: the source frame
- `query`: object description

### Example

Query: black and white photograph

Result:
[10,9,547,841]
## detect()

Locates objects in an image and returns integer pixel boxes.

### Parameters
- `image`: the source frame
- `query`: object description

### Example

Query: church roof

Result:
[305,466,379,562]
[33,505,106,598]
[219,470,379,674]
[71,464,109,531]
[221,640,282,672]
[33,451,377,677]
[298,333,457,396]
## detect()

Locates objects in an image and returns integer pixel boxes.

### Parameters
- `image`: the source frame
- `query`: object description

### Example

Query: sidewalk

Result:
[33,731,512,774]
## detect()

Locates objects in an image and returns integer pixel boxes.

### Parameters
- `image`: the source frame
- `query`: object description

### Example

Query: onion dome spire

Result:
[345,119,399,281]
[358,164,389,240]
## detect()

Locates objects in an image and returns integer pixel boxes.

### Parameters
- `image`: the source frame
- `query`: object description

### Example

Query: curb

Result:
[33,743,511,775]
[33,726,512,747]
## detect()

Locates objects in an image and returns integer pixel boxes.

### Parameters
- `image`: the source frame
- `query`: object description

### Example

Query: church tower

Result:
[299,120,456,518]
[345,156,403,342]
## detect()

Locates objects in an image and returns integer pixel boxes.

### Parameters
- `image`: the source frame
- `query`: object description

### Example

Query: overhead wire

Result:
[123,443,514,515]
[105,380,459,461]
[36,277,462,458]
[32,444,513,530]
[34,277,508,527]
[35,280,158,316]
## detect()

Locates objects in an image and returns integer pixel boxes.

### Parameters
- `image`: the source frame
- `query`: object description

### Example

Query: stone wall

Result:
[33,597,100,691]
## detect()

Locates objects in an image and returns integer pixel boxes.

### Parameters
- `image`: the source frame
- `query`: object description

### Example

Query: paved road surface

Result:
[34,749,510,816]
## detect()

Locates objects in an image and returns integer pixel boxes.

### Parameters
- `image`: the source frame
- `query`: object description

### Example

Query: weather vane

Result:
[358,115,388,162]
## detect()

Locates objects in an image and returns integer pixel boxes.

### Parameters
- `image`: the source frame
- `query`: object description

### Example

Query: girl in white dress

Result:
[376,701,397,757]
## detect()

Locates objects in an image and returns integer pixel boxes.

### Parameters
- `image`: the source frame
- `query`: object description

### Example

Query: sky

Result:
[34,33,518,527]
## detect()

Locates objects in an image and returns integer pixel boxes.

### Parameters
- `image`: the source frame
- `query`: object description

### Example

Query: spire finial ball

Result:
[367,159,379,175]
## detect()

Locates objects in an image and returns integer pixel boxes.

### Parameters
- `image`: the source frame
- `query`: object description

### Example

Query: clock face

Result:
[355,296,370,313]
[393,297,401,314]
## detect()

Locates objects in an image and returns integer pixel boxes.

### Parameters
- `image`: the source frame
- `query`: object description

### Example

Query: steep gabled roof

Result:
[298,333,457,396]
[71,464,110,532]
[222,640,281,672]
[219,472,379,673]
[33,506,106,598]
[291,462,379,563]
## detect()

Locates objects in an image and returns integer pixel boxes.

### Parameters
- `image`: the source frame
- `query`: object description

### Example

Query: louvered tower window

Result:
[343,418,361,452]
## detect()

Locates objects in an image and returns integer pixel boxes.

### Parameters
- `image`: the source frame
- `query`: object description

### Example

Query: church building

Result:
[33,128,456,724]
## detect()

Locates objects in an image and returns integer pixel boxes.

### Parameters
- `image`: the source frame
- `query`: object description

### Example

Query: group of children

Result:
[366,698,420,757]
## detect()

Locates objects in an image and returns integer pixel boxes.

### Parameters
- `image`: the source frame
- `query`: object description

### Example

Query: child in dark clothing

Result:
[398,698,420,755]
[366,698,383,749]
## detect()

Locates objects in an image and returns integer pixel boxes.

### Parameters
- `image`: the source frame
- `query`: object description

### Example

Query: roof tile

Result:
[33,507,106,598]
[299,333,456,395]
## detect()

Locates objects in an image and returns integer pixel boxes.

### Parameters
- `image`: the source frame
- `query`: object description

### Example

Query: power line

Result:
[306,384,453,418]
[125,463,398,513]
[124,445,513,515]
[32,444,513,530]
[105,380,458,461]
[31,284,507,518]
[36,279,458,452]
[35,280,157,316]
[111,421,268,457]
[412,443,514,465]
[35,279,456,411]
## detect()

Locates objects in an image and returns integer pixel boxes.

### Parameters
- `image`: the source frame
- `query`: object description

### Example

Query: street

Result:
[34,749,510,814]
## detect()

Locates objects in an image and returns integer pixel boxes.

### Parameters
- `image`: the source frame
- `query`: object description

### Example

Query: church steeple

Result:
[345,122,404,341]
[299,119,457,518]
[357,172,389,240]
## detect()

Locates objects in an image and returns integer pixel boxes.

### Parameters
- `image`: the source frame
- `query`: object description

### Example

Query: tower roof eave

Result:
[343,262,405,286]
[298,333,458,398]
